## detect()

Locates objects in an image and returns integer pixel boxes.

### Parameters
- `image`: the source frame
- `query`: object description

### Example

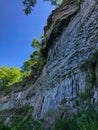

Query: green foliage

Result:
[22,0,67,14]
[81,49,98,71]
[0,122,10,130]
[80,50,98,100]
[10,107,42,130]
[79,85,92,100]
[60,0,67,5]
[23,0,83,14]
[0,106,98,130]
[54,116,77,130]
[32,38,41,48]
[75,0,82,8]
[10,115,43,130]
[21,36,46,75]
[10,115,34,130]
[79,71,96,101]
[21,59,34,74]
[0,66,28,90]
[77,105,98,130]
[53,105,98,130]
[40,33,45,39]
[23,0,36,14]
[0,106,43,130]
[9,106,34,130]
[30,50,41,61]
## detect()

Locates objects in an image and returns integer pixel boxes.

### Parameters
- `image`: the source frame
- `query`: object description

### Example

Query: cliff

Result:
[0,0,98,129]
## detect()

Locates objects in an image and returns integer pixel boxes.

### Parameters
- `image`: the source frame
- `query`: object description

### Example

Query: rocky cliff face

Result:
[0,0,98,125]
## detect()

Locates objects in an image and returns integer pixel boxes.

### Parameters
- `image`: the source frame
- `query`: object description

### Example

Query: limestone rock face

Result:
[0,0,98,121]
[43,0,79,56]
[33,0,98,119]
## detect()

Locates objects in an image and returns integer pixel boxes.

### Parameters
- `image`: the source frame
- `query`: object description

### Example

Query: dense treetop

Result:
[0,66,28,90]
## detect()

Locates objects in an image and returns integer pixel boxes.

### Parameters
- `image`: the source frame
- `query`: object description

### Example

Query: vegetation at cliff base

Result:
[0,122,10,130]
[53,105,98,130]
[0,105,97,130]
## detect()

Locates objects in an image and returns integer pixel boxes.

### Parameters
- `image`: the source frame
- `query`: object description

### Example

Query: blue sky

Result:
[0,0,54,68]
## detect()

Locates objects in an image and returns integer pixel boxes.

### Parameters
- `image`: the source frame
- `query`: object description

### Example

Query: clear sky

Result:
[0,0,54,68]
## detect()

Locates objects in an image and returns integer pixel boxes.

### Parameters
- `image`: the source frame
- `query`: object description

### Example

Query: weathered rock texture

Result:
[0,0,98,122]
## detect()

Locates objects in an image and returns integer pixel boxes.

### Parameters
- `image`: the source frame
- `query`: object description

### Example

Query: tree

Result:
[21,59,35,74]
[22,0,65,14]
[21,36,46,74]
[0,66,28,89]
[23,0,36,14]
[31,38,41,48]
[21,38,42,74]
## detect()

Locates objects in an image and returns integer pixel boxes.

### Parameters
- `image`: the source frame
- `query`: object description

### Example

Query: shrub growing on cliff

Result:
[54,116,77,130]
[0,122,10,130]
[81,50,98,72]
[21,36,46,77]
[53,105,98,130]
